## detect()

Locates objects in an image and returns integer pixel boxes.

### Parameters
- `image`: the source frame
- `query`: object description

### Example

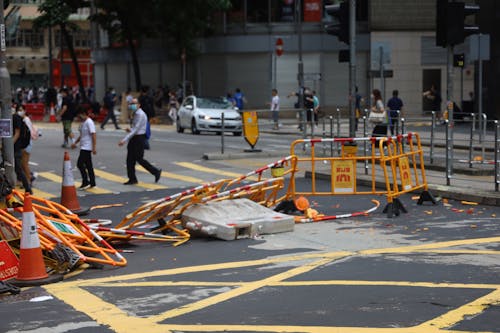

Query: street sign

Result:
[370,41,391,70]
[0,240,19,281]
[0,119,11,137]
[468,34,490,61]
[242,111,260,151]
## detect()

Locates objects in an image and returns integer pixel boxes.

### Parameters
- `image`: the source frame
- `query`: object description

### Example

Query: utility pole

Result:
[0,0,15,186]
[297,0,304,111]
[349,0,356,138]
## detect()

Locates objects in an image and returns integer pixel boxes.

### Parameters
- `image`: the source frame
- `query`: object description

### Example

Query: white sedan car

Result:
[176,96,242,136]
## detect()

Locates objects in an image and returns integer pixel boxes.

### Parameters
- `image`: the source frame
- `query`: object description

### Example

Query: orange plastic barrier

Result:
[24,103,45,121]
[289,133,435,217]
[2,190,127,269]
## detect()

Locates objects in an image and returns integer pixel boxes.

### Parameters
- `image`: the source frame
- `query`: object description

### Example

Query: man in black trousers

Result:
[118,98,161,185]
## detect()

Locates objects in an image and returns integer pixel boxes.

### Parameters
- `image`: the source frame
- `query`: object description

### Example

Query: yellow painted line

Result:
[37,171,112,194]
[150,256,342,322]
[359,236,500,255]
[416,288,500,331]
[175,161,259,181]
[275,280,499,289]
[30,187,56,199]
[42,237,500,333]
[137,166,204,184]
[94,169,166,190]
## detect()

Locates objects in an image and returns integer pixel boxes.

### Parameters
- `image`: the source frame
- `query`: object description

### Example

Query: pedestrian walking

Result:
[19,105,39,185]
[59,88,76,148]
[71,106,97,189]
[12,105,32,194]
[168,90,179,125]
[423,84,442,122]
[369,89,388,138]
[269,89,280,130]
[387,89,403,135]
[118,98,162,185]
[139,86,154,150]
[354,86,364,131]
[101,87,121,130]
[233,88,246,110]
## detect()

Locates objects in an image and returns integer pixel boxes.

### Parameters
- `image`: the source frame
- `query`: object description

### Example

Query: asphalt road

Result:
[1,122,499,333]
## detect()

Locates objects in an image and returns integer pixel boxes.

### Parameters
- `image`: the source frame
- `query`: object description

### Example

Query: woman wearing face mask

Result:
[12,104,32,193]
[17,105,39,185]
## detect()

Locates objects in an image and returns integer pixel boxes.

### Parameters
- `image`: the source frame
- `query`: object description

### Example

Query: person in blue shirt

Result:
[233,88,245,110]
[387,90,403,135]
[118,98,161,185]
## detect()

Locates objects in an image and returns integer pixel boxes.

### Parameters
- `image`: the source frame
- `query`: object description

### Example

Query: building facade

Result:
[4,0,498,121]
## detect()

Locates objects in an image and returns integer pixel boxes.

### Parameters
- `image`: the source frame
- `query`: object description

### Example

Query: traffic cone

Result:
[61,152,89,216]
[12,192,63,287]
[49,103,57,123]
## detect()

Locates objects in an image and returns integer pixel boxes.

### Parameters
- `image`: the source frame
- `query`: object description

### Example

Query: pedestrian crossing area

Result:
[24,159,268,199]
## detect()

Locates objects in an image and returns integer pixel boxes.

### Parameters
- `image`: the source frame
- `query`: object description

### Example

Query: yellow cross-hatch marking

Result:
[38,171,112,194]
[43,236,500,333]
[175,161,259,181]
[136,166,204,184]
[93,169,166,190]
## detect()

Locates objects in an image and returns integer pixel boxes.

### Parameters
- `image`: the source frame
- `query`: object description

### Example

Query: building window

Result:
[11,0,43,3]
[55,30,91,48]
[5,29,44,48]
[248,0,268,23]
[271,0,296,22]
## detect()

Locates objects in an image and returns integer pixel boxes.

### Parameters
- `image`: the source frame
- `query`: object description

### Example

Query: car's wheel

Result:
[191,118,200,135]
[233,131,242,136]
[176,118,184,133]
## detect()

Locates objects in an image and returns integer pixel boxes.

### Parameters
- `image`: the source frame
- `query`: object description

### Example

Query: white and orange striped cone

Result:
[61,151,89,216]
[12,192,63,287]
[49,103,57,123]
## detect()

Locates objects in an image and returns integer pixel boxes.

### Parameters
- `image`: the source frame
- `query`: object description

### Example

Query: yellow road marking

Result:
[30,187,56,199]
[93,169,166,190]
[43,237,500,333]
[175,161,259,181]
[37,171,112,194]
[137,166,204,184]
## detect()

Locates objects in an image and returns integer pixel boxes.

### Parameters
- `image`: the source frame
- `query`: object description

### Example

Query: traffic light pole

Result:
[348,0,356,138]
[446,44,454,180]
[0,0,15,186]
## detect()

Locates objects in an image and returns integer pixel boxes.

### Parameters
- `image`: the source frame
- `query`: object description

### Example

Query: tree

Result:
[33,0,88,102]
[92,0,156,91]
[92,0,231,91]
[154,0,232,57]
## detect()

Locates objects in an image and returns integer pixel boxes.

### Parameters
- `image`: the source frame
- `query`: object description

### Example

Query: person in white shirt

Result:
[118,98,161,185]
[270,89,280,130]
[71,106,97,189]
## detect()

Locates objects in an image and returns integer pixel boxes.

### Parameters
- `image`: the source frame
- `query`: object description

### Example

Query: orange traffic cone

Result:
[12,192,62,287]
[49,103,57,123]
[61,152,89,216]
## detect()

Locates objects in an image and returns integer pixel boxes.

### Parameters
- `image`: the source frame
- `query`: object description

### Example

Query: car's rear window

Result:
[197,97,233,109]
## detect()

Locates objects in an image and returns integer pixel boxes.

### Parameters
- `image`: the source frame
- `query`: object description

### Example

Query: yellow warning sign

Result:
[242,111,259,149]
[399,156,412,190]
[332,159,355,193]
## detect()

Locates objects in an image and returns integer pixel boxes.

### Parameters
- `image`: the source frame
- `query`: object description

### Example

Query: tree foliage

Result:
[33,0,87,100]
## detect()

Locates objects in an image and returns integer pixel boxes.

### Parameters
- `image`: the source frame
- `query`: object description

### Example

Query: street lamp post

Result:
[0,0,15,186]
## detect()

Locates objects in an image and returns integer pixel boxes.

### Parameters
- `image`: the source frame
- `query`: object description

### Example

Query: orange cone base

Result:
[11,274,63,287]
[49,115,57,123]
[71,206,91,216]
[11,248,63,287]
[60,186,89,215]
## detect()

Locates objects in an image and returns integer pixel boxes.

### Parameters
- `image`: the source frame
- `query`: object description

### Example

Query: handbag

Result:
[368,104,387,124]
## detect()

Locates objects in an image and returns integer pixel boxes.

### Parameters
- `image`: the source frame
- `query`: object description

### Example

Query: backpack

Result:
[17,119,31,149]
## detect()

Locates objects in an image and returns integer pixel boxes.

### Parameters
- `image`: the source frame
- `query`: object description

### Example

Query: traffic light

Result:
[436,0,479,47]
[325,2,349,44]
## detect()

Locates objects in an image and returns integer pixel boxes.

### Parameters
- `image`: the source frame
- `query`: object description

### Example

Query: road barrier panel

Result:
[289,133,436,218]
